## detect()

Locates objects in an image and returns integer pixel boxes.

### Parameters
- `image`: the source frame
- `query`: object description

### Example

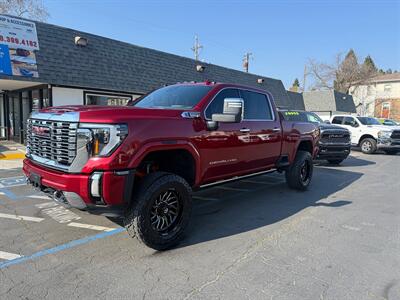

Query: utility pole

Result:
[243,52,253,73]
[302,65,308,92]
[191,35,203,61]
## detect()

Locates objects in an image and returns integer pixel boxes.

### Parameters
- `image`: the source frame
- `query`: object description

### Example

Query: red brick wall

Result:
[374,99,400,121]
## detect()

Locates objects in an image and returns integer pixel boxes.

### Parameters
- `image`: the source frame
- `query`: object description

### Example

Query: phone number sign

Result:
[0,15,39,51]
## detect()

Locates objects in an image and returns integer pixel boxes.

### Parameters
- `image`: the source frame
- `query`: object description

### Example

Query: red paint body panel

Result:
[26,82,319,208]
[23,159,125,205]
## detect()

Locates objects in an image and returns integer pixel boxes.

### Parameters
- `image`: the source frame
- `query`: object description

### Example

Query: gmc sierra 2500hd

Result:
[23,82,319,250]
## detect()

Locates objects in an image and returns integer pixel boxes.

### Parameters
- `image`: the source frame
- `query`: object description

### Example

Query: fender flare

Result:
[128,140,202,186]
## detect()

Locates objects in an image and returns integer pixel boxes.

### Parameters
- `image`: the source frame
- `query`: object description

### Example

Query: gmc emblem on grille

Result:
[32,126,50,137]
[329,134,344,138]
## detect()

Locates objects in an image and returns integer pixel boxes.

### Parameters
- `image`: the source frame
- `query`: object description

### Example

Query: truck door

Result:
[239,90,282,169]
[342,116,361,144]
[199,88,253,182]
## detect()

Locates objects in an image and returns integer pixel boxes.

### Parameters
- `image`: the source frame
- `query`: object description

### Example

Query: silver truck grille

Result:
[26,119,78,166]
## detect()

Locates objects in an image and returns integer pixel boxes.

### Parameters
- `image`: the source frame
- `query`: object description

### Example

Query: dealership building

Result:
[0,14,296,144]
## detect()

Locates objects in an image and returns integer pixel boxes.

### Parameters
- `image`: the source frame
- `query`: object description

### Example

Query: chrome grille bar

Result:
[27,119,78,166]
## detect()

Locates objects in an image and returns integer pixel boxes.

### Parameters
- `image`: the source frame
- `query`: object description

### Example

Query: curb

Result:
[0,152,26,160]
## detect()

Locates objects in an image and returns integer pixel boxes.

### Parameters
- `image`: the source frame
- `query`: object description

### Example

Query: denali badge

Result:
[32,126,50,137]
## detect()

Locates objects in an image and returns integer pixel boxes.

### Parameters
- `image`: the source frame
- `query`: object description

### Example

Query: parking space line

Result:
[0,228,125,270]
[27,195,50,200]
[67,222,116,232]
[213,186,250,192]
[0,251,22,260]
[0,212,44,222]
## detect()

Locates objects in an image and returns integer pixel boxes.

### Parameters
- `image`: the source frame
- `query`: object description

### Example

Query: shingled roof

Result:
[286,91,305,110]
[0,16,291,107]
[303,90,356,113]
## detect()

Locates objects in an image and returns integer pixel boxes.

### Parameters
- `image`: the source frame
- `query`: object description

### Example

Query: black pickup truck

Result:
[279,110,351,165]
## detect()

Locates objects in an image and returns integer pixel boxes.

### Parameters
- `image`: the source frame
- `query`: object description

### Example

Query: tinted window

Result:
[306,112,323,123]
[134,85,212,109]
[332,116,344,124]
[357,117,381,125]
[240,90,273,120]
[281,111,323,123]
[205,89,240,119]
[282,111,308,122]
[343,117,356,126]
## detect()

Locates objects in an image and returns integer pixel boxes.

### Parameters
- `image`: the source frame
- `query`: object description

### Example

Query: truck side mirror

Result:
[211,98,243,123]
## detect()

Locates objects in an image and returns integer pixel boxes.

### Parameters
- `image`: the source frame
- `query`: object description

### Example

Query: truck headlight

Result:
[79,123,128,156]
[378,130,392,139]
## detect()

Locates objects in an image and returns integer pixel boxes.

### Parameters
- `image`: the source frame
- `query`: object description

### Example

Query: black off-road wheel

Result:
[327,159,344,165]
[124,172,192,251]
[360,138,377,154]
[285,150,313,191]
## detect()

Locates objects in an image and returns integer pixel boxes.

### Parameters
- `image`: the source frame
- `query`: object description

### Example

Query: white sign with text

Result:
[0,15,39,50]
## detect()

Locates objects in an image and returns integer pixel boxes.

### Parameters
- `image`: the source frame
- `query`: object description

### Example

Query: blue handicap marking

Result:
[0,176,26,188]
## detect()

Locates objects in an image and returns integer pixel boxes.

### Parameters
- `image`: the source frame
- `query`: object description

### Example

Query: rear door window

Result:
[343,117,353,125]
[332,116,344,124]
[240,90,273,120]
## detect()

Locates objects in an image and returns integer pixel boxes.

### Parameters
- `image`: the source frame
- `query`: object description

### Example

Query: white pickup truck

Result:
[330,115,400,154]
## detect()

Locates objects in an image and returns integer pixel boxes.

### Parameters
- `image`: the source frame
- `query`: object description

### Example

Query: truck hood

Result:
[39,105,184,123]
[318,123,349,131]
[363,124,400,131]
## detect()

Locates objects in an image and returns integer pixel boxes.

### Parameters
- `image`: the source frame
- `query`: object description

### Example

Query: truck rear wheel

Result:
[285,150,313,191]
[124,172,192,251]
[360,138,377,154]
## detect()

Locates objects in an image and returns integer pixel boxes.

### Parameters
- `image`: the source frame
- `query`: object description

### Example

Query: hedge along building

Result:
[0,14,292,144]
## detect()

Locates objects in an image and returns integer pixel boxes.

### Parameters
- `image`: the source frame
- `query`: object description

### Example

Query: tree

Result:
[306,49,378,93]
[363,55,377,73]
[0,0,49,21]
[289,78,301,92]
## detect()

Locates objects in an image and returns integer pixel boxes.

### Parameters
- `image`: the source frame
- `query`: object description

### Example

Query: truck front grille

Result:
[320,131,350,144]
[391,130,400,139]
[26,119,78,166]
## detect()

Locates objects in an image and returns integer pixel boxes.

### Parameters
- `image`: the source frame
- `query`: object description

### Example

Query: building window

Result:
[384,84,392,92]
[85,93,133,106]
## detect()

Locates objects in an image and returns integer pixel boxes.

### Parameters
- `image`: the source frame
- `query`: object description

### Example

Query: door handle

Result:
[240,128,250,133]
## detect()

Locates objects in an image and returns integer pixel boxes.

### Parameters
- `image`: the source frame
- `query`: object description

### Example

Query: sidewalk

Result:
[0,141,25,169]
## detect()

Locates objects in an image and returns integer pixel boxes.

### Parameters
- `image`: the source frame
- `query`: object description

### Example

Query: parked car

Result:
[279,110,351,164]
[378,118,399,126]
[330,115,400,154]
[23,82,319,250]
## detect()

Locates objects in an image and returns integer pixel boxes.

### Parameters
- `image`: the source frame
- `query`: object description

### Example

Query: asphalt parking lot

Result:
[0,152,399,299]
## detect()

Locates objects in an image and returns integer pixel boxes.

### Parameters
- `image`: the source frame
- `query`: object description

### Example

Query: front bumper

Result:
[23,159,134,213]
[317,144,351,160]
[377,138,400,150]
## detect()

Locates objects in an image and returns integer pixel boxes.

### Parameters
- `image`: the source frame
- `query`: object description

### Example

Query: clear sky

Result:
[43,0,400,89]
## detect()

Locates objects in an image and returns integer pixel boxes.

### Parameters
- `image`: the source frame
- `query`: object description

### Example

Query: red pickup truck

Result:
[23,82,319,250]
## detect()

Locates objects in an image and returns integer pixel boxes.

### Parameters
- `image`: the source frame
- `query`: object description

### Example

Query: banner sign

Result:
[0,44,12,75]
[0,15,39,51]
[0,15,39,77]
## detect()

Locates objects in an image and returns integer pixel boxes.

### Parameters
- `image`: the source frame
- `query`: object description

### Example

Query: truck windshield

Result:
[357,117,381,125]
[282,111,323,124]
[133,85,212,109]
